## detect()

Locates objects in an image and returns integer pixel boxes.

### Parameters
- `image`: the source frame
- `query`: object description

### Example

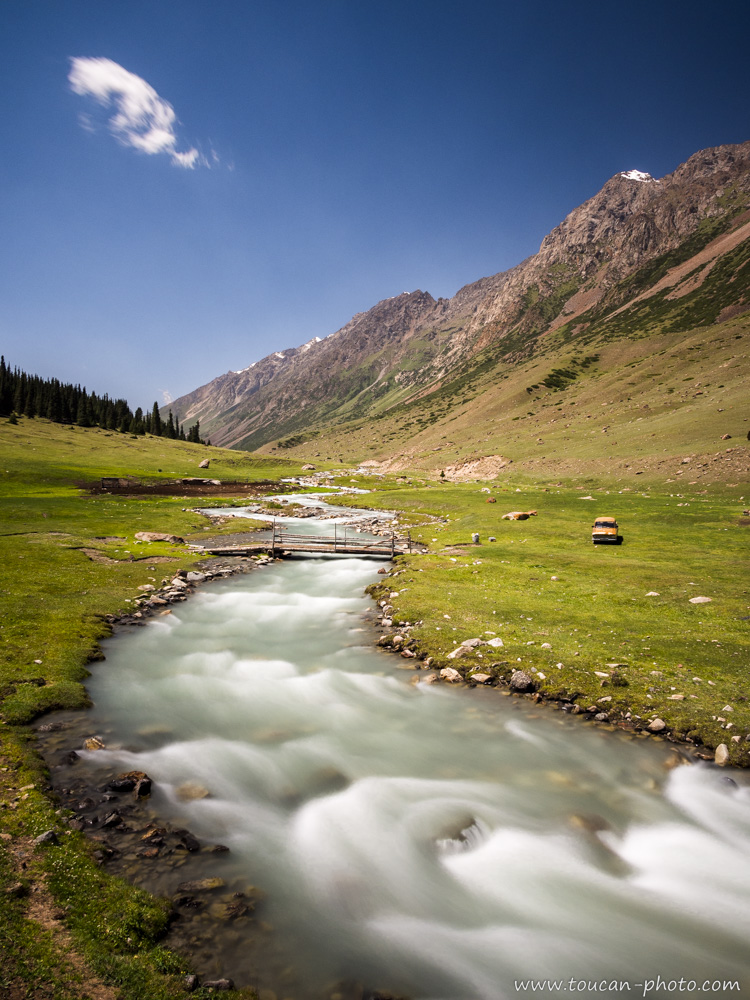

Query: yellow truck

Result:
[592,516,621,544]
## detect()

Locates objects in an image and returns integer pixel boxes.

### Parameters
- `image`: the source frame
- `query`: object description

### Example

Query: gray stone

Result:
[440,667,462,682]
[33,830,59,846]
[689,596,712,604]
[715,744,730,766]
[509,670,535,693]
[470,673,492,684]
[202,979,234,991]
[447,645,470,660]
[647,718,666,733]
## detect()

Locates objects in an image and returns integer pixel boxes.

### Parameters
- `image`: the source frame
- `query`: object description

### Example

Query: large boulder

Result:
[198,458,210,468]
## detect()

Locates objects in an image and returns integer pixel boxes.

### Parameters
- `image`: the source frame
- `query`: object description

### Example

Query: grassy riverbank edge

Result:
[329,475,750,767]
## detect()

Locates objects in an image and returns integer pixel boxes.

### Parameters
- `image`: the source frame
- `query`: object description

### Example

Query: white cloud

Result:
[161,389,173,404]
[68,57,211,169]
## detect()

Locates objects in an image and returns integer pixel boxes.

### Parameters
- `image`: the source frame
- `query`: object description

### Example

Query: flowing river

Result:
[56,499,750,999]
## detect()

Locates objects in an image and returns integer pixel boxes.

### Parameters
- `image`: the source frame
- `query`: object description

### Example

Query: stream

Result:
[42,497,750,999]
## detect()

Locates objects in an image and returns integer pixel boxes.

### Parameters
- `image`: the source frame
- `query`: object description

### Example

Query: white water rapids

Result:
[76,503,750,999]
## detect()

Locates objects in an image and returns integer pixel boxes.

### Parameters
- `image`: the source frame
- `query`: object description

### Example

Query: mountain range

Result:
[169,141,750,479]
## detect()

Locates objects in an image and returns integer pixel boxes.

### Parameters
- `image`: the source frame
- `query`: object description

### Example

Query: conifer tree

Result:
[151,402,162,436]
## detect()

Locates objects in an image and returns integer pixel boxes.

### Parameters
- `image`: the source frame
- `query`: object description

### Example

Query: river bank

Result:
[32,512,750,1000]
[325,480,750,767]
[1,416,747,997]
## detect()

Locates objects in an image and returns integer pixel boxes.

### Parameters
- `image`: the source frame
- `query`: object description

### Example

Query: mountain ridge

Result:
[169,141,750,461]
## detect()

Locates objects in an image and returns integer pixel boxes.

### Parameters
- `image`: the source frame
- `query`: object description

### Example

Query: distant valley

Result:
[169,141,750,481]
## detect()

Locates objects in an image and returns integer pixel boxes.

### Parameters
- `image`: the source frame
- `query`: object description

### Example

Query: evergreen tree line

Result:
[0,357,205,443]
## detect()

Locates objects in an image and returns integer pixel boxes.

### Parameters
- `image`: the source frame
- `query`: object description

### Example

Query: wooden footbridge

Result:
[199,523,412,560]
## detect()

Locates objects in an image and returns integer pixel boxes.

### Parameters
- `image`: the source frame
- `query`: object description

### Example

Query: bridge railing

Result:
[269,522,400,555]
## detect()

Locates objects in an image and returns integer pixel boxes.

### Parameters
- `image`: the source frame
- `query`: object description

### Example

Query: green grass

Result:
[333,479,750,764]
[1,416,748,998]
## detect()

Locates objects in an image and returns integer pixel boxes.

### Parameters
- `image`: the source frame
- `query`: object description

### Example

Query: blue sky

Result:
[1,0,748,409]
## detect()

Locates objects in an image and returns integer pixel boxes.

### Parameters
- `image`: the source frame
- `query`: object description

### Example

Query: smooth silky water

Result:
[71,503,750,999]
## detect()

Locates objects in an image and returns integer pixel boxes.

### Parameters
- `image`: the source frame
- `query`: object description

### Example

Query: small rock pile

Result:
[106,559,259,627]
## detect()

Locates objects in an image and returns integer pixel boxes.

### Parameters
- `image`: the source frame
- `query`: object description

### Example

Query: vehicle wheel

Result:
[616,536,623,545]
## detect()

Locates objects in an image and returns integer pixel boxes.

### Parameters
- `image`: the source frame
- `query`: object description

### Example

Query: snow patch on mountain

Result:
[620,169,656,182]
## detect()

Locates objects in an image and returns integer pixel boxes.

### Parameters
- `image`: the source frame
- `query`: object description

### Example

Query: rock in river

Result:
[108,770,152,797]
[176,877,226,893]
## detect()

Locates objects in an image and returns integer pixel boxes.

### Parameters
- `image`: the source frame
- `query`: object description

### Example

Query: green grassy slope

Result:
[265,312,749,481]
[260,216,750,478]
